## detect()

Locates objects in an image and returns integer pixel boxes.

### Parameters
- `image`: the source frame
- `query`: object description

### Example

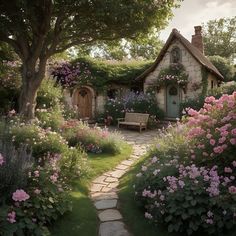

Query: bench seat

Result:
[117,113,149,132]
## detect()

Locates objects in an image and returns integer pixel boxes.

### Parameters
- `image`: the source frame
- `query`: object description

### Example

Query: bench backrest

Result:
[124,113,149,123]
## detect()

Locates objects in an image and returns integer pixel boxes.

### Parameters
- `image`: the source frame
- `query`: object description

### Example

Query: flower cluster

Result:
[134,92,236,235]
[50,61,92,88]
[157,63,189,87]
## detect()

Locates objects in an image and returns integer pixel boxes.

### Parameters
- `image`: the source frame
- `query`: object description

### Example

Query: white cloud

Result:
[160,0,236,41]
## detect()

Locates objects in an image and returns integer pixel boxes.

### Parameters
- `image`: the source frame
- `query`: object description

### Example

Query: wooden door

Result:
[166,85,180,118]
[77,88,92,118]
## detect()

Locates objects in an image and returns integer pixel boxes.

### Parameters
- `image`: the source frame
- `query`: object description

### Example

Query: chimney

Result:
[191,26,204,54]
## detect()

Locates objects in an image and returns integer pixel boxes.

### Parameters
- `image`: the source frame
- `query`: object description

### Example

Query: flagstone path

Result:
[89,129,158,236]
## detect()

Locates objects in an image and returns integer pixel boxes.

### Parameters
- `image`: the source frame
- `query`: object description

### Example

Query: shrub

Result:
[61,120,123,154]
[0,60,21,114]
[9,123,68,158]
[181,81,236,114]
[134,93,236,235]
[209,56,234,81]
[105,91,164,125]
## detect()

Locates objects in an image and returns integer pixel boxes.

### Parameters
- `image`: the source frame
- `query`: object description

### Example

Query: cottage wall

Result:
[207,73,219,90]
[144,40,203,111]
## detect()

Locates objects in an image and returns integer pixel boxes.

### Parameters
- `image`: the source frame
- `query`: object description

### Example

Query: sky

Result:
[160,0,236,41]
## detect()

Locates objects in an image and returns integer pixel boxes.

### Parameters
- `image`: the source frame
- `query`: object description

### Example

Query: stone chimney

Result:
[191,26,204,54]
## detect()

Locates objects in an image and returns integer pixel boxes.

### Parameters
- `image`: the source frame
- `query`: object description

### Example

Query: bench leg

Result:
[139,126,142,133]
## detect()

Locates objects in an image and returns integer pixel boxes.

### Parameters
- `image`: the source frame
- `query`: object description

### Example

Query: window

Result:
[211,80,214,89]
[170,47,181,63]
[107,89,118,99]
[169,86,178,96]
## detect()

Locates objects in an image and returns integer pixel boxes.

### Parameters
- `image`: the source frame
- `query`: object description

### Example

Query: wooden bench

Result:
[117,113,149,132]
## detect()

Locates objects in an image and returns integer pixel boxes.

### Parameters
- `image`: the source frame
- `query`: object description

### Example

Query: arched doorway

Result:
[166,85,180,118]
[74,87,93,118]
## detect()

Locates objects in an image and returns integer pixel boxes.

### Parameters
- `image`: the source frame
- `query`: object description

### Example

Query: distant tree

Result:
[203,17,236,61]
[74,33,163,61]
[0,0,180,118]
[209,55,235,81]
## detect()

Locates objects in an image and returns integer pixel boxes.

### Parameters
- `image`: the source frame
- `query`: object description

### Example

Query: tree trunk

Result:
[19,59,47,119]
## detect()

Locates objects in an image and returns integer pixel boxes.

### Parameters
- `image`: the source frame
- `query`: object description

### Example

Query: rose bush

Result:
[134,92,236,235]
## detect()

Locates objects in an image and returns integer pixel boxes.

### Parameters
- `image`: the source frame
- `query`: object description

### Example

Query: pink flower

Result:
[0,153,4,166]
[231,128,236,136]
[34,188,41,194]
[7,211,16,223]
[219,137,226,144]
[210,139,216,146]
[213,146,224,154]
[12,189,30,202]
[206,134,212,139]
[228,186,236,194]
[142,165,147,171]
[188,108,198,116]
[224,167,233,173]
[230,138,236,145]
[205,96,215,103]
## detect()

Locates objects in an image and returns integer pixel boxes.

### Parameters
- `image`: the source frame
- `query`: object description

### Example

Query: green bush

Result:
[134,93,236,235]
[181,81,236,114]
[209,55,234,81]
[61,120,124,154]
[105,91,164,125]
[36,78,63,110]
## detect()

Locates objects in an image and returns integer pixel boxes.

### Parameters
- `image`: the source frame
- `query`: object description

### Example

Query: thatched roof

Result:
[136,29,224,81]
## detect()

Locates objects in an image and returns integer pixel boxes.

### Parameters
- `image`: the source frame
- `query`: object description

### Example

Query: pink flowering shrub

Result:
[135,93,236,235]
[0,139,72,235]
[62,120,124,154]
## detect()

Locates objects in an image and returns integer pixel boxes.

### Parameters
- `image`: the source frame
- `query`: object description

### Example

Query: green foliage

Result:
[134,93,236,235]
[105,91,165,125]
[72,57,153,90]
[9,123,68,158]
[61,120,124,155]
[0,140,33,204]
[180,81,236,113]
[208,55,235,81]
[74,32,163,60]
[157,63,189,87]
[36,78,63,110]
[0,61,21,114]
[203,16,236,61]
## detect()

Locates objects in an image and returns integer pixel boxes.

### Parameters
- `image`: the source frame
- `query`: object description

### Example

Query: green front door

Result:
[166,85,180,118]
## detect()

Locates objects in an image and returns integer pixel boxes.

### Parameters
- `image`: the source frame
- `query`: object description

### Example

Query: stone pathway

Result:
[89,129,158,236]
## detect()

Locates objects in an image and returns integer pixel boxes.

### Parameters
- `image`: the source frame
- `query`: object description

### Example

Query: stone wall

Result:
[144,39,203,112]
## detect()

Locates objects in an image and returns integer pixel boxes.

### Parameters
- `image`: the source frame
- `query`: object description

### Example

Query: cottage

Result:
[136,26,224,118]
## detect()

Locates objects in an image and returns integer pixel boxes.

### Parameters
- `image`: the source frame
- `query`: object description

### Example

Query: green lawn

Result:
[50,144,132,236]
[118,155,177,236]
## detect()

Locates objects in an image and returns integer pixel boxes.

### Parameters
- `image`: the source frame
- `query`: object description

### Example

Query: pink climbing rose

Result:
[12,189,30,202]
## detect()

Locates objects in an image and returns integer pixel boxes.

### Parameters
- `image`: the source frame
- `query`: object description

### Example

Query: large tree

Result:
[203,17,236,61]
[0,0,180,118]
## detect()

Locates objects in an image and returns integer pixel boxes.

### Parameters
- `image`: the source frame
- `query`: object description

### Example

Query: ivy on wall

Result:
[51,57,153,92]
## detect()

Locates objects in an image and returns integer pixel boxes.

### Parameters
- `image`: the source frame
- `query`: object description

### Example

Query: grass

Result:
[50,143,132,236]
[118,154,177,236]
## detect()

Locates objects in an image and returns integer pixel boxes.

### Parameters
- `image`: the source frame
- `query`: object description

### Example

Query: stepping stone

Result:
[98,209,122,222]
[108,182,119,188]
[91,184,105,192]
[102,187,113,193]
[93,176,106,184]
[91,192,118,201]
[116,164,129,170]
[121,160,134,166]
[99,221,130,236]
[94,199,117,210]
[111,170,126,178]
[105,177,118,183]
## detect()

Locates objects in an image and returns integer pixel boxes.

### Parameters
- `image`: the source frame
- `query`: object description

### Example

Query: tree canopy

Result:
[0,0,180,118]
[203,17,236,62]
